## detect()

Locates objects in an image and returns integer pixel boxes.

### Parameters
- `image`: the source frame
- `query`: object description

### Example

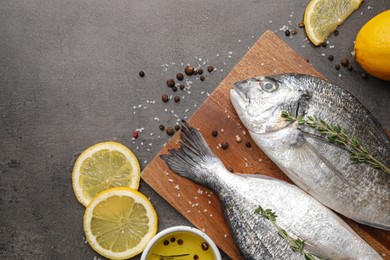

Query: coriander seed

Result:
[185,65,194,76]
[162,94,169,102]
[176,73,184,81]
[166,127,175,136]
[139,71,145,77]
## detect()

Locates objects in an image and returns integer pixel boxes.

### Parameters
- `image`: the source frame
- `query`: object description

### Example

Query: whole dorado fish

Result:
[230,73,390,230]
[161,123,382,259]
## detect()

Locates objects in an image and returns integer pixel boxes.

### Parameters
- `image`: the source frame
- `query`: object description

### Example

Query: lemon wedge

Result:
[304,0,363,46]
[84,187,158,259]
[72,142,141,207]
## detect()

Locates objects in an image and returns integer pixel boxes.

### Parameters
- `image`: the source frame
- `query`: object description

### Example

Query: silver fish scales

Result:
[161,122,382,259]
[230,73,390,230]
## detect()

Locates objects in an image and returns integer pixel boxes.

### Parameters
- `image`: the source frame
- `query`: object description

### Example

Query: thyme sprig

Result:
[254,207,317,260]
[281,111,390,175]
[152,253,190,259]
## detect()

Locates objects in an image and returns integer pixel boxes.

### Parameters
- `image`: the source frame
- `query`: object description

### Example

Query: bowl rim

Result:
[140,225,222,260]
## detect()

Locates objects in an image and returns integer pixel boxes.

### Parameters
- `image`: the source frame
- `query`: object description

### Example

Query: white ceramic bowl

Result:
[141,226,222,260]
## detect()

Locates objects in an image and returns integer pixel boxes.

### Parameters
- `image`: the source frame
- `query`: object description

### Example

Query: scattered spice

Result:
[174,96,180,102]
[172,86,178,92]
[170,237,176,243]
[164,240,169,246]
[361,72,368,79]
[159,124,165,131]
[193,69,198,75]
[328,55,334,61]
[321,41,327,48]
[197,68,203,75]
[177,239,184,245]
[166,79,175,88]
[284,29,291,37]
[179,84,185,90]
[193,255,199,260]
[176,73,184,81]
[207,66,214,73]
[347,64,353,71]
[133,131,139,139]
[340,57,349,67]
[166,127,175,136]
[201,242,209,251]
[211,130,218,137]
[200,76,205,81]
[162,94,169,102]
[235,135,242,143]
[298,21,305,28]
[174,125,180,131]
[335,64,341,70]
[139,71,145,77]
[221,142,229,150]
[291,29,297,35]
[333,30,339,36]
[245,141,251,148]
[185,65,194,76]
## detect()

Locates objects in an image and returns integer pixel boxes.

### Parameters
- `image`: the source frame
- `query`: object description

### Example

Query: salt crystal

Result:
[168,179,173,182]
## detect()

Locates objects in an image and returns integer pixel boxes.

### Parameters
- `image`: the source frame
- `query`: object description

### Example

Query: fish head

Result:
[230,74,309,134]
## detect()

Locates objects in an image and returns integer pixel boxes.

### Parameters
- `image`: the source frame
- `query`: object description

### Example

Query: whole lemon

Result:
[354,10,390,81]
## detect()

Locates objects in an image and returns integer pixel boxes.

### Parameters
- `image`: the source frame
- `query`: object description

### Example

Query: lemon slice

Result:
[72,142,141,207]
[304,0,363,45]
[84,187,158,259]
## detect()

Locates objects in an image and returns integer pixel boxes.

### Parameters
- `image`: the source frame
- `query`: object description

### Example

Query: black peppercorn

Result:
[159,124,165,131]
[166,79,175,88]
[166,127,175,136]
[284,30,291,37]
[200,76,205,81]
[321,41,327,48]
[172,86,178,92]
[340,58,349,67]
[207,66,214,73]
[298,21,305,28]
[177,239,183,245]
[361,72,368,79]
[245,141,251,148]
[170,237,176,242]
[334,30,339,36]
[221,142,229,150]
[328,55,334,61]
[201,242,209,251]
[163,240,169,246]
[347,64,353,71]
[179,84,185,90]
[335,64,340,70]
[197,68,203,75]
[176,73,184,81]
[162,94,169,102]
[174,96,180,102]
[139,71,145,77]
[211,130,218,137]
[185,66,194,76]
[174,125,180,131]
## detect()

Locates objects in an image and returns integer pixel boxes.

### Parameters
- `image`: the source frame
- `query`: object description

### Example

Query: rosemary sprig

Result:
[152,253,190,259]
[281,111,390,175]
[254,206,317,260]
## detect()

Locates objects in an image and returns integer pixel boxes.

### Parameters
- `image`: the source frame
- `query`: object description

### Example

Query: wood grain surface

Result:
[141,30,390,259]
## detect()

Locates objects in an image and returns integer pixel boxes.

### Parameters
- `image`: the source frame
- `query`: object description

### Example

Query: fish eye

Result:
[261,80,278,92]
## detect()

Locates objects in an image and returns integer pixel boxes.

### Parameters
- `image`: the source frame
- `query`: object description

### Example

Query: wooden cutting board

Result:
[141,30,390,259]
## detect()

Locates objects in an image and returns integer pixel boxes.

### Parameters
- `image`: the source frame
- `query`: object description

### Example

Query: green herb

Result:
[281,111,390,175]
[255,207,317,260]
[152,253,190,259]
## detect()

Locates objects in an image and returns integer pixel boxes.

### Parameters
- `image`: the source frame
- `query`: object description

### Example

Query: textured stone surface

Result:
[1,1,389,259]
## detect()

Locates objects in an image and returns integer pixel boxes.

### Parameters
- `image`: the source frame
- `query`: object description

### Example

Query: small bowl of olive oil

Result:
[141,226,222,260]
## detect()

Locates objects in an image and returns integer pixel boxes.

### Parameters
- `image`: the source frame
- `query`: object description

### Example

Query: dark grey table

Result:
[1,1,389,259]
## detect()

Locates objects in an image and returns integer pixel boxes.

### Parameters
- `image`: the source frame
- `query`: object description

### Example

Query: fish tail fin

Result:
[160,121,225,187]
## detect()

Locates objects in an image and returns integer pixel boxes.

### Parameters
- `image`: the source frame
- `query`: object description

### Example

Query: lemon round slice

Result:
[304,0,363,46]
[84,187,158,259]
[72,142,141,207]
